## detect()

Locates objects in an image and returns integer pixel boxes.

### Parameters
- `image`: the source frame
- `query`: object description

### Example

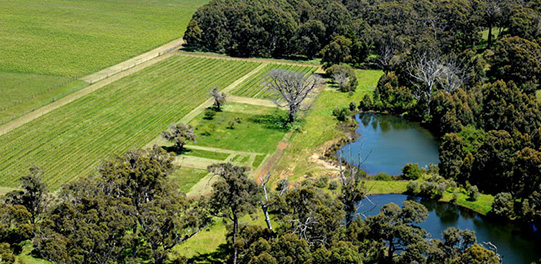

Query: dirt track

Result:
[81,38,185,84]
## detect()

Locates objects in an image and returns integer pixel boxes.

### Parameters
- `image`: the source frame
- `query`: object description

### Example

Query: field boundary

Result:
[0,53,175,137]
[178,52,323,70]
[81,38,186,84]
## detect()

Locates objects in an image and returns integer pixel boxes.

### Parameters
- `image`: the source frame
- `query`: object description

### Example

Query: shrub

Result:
[349,101,357,111]
[402,163,422,180]
[374,172,392,181]
[468,185,480,201]
[419,182,436,197]
[427,164,439,175]
[329,181,338,190]
[315,175,329,188]
[227,120,235,129]
[451,190,458,202]
[358,94,373,111]
[434,182,448,199]
[326,64,358,93]
[204,109,216,120]
[332,107,351,121]
[406,181,419,194]
[448,180,457,191]
[491,192,514,219]
[429,175,444,183]
[200,124,215,136]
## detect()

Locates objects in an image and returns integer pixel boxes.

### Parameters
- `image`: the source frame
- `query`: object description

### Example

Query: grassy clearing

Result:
[0,72,88,123]
[189,103,287,153]
[536,89,541,102]
[253,154,267,168]
[363,179,493,215]
[365,180,409,194]
[176,214,270,259]
[170,167,210,194]
[182,148,231,161]
[440,189,494,215]
[0,0,207,77]
[231,64,319,99]
[271,69,383,184]
[0,56,261,189]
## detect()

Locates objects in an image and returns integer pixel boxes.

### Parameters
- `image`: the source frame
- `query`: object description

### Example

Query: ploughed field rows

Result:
[231,64,319,99]
[0,72,88,124]
[0,56,261,189]
[0,0,206,123]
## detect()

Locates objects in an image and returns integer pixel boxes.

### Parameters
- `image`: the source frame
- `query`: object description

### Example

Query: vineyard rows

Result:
[231,64,319,99]
[0,56,261,189]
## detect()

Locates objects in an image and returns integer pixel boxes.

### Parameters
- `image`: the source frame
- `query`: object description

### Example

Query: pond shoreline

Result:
[327,112,494,217]
[359,194,541,264]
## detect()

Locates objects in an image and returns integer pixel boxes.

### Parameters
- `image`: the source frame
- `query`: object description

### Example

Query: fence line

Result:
[0,40,183,125]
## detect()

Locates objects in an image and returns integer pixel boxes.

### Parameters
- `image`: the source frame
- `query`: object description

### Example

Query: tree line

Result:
[0,150,503,263]
[184,0,540,65]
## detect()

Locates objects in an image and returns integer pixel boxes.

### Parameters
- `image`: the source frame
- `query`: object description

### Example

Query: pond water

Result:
[337,113,440,176]
[357,194,541,263]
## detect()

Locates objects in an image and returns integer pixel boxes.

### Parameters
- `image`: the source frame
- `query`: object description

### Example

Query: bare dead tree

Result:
[483,242,503,263]
[437,57,468,94]
[376,44,400,74]
[409,52,444,103]
[337,152,367,228]
[259,173,273,231]
[276,179,289,196]
[264,69,324,124]
[287,211,325,246]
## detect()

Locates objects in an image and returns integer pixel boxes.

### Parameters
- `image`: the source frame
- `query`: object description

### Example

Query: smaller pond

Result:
[356,194,541,264]
[337,113,440,176]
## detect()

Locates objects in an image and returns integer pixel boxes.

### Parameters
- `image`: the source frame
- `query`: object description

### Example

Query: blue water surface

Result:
[338,113,440,175]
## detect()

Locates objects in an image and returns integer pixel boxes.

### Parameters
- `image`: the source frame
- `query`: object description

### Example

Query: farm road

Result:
[81,38,186,84]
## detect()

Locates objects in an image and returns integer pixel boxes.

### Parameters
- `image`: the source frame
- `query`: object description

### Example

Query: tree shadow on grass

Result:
[186,243,229,264]
[247,113,290,132]
[162,145,192,155]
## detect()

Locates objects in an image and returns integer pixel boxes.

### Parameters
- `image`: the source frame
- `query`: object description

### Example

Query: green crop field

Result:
[0,0,207,77]
[0,0,207,123]
[0,56,261,189]
[231,64,319,99]
[0,72,88,123]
